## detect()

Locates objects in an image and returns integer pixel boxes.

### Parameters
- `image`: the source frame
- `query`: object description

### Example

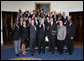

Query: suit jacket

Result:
[48,22,57,36]
[45,21,50,36]
[26,21,31,38]
[61,16,67,25]
[38,24,45,40]
[52,15,58,21]
[18,22,23,37]
[22,26,28,39]
[13,24,20,40]
[30,24,36,39]
[67,22,75,38]
[34,20,40,31]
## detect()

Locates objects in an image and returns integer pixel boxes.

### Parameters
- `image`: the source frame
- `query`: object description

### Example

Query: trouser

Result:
[57,40,64,53]
[55,36,57,47]
[49,35,56,51]
[38,38,45,52]
[30,38,36,54]
[13,39,21,54]
[36,31,38,47]
[66,37,73,54]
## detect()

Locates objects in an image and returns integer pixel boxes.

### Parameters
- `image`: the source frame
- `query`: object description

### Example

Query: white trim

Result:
[1,11,3,45]
[65,9,83,16]
[68,8,83,12]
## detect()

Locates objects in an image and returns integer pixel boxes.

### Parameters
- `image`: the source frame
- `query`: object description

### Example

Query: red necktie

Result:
[67,24,70,34]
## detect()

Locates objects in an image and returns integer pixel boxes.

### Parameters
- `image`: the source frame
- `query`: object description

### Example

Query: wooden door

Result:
[69,11,83,45]
[2,11,17,45]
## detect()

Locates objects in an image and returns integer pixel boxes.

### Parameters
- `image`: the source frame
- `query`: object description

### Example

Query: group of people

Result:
[13,9,75,56]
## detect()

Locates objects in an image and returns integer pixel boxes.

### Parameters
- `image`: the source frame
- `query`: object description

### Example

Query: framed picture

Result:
[35,2,51,13]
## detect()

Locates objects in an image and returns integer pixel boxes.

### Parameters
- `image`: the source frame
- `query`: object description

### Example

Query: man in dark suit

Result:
[38,18,45,54]
[26,17,31,47]
[30,19,36,56]
[34,16,40,47]
[52,11,58,23]
[18,16,23,43]
[48,17,57,55]
[61,11,67,25]
[45,16,50,36]
[13,20,21,56]
[66,16,75,54]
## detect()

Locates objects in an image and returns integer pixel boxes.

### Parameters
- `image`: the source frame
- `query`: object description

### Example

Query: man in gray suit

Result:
[30,19,36,56]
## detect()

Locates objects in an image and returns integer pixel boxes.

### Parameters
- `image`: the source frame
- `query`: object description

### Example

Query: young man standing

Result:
[13,21,21,56]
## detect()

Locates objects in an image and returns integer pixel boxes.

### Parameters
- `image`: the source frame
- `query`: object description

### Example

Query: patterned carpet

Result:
[1,47,83,60]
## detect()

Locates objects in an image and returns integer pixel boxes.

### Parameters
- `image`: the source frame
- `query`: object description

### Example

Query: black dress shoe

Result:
[38,52,41,54]
[42,51,45,54]
[31,54,34,56]
[65,50,68,52]
[16,54,19,56]
[59,52,63,55]
[69,52,72,55]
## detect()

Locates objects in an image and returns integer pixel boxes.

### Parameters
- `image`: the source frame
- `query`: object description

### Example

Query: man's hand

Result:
[71,37,73,39]
[56,21,59,23]
[63,38,65,40]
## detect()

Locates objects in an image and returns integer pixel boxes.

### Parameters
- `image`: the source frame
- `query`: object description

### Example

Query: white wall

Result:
[1,1,83,13]
[1,1,83,45]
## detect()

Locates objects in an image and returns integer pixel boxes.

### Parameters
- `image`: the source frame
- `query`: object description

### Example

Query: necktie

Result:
[33,25,36,31]
[43,24,45,31]
[36,21,38,25]
[67,24,70,34]
[16,25,19,29]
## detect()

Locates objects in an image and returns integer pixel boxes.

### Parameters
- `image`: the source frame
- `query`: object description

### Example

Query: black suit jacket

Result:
[18,22,23,37]
[48,22,57,36]
[45,21,50,36]
[38,24,45,40]
[67,23,75,38]
[34,20,40,31]
[26,21,31,38]
[30,24,36,39]
[13,24,20,40]
[61,16,67,25]
[22,26,28,39]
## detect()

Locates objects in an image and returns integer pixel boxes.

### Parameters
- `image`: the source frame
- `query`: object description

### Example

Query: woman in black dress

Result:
[21,21,28,55]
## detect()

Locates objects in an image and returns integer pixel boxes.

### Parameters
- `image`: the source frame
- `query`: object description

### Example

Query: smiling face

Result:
[68,16,71,21]
[23,21,26,25]
[59,20,63,26]
[41,18,44,24]
[31,19,34,25]
[50,18,53,22]
[20,17,23,21]
[16,21,19,24]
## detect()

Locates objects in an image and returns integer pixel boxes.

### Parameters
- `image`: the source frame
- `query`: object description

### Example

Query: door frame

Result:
[69,11,83,45]
[2,11,17,45]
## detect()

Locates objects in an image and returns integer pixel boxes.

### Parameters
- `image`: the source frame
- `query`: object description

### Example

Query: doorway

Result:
[69,11,83,47]
[2,11,17,45]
